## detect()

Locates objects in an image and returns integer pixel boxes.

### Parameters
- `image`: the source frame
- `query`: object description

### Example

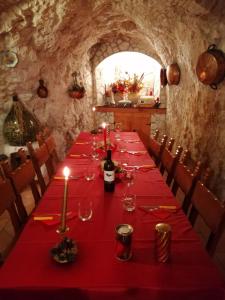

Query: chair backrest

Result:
[44,135,60,171]
[159,137,175,173]
[36,132,59,173]
[0,178,21,233]
[2,159,41,222]
[171,152,202,214]
[0,178,22,262]
[189,180,225,256]
[159,142,183,186]
[148,132,167,166]
[27,141,54,195]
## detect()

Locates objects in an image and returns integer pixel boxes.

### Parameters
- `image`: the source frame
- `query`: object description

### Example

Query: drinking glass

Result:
[124,166,135,186]
[114,122,122,140]
[122,192,136,212]
[85,166,95,181]
[91,136,99,160]
[78,198,93,221]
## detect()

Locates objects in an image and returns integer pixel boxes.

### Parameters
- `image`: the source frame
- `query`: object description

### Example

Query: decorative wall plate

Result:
[0,50,18,68]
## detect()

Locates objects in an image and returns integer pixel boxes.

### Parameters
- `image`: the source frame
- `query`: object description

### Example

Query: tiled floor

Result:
[0,186,225,279]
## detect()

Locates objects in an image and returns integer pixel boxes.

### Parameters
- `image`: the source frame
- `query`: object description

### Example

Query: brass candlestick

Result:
[57,167,70,234]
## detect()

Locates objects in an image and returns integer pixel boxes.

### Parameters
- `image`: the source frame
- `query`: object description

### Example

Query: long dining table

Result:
[0,131,224,300]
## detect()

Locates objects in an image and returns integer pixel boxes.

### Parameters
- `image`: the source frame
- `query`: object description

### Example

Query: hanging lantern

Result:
[3,94,40,146]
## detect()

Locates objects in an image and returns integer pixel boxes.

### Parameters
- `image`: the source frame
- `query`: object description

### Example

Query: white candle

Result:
[58,166,70,233]
[102,122,107,152]
[92,106,96,129]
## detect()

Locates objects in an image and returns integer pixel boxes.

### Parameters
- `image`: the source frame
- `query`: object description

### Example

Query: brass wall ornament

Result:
[166,63,181,85]
[196,44,225,90]
[0,50,18,68]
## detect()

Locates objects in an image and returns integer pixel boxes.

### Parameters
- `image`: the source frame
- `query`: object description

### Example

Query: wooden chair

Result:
[0,178,22,262]
[36,131,59,173]
[171,150,202,214]
[148,131,167,167]
[188,180,225,256]
[159,140,183,186]
[159,137,175,174]
[44,135,60,172]
[27,142,54,195]
[1,159,41,223]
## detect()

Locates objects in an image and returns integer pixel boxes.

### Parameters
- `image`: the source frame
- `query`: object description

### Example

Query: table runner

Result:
[0,131,224,300]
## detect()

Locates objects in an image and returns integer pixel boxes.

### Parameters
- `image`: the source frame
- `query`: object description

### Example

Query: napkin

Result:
[33,212,76,226]
[139,205,179,221]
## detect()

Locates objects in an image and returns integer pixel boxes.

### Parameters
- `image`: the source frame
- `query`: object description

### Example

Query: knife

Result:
[139,205,177,211]
[126,151,147,155]
[124,164,155,169]
[69,154,90,158]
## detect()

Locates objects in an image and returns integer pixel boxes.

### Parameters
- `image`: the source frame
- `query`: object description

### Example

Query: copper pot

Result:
[160,68,167,87]
[166,63,181,85]
[196,44,225,90]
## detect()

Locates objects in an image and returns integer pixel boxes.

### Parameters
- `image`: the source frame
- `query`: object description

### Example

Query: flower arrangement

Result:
[110,72,144,94]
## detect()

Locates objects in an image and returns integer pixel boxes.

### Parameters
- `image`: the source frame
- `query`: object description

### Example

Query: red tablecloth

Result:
[0,132,224,300]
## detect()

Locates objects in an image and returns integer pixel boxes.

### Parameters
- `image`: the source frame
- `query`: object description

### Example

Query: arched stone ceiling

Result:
[0,0,225,199]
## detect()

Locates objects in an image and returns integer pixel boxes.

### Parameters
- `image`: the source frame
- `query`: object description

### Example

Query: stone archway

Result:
[94,51,163,106]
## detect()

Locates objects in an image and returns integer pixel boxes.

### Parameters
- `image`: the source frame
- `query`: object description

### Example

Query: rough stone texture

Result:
[0,0,225,199]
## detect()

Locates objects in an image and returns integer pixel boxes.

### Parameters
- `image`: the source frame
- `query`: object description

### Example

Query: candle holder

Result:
[56,166,70,234]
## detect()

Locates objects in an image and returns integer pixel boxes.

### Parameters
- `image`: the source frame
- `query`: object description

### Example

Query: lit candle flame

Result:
[92,106,96,112]
[63,166,70,180]
[102,122,106,129]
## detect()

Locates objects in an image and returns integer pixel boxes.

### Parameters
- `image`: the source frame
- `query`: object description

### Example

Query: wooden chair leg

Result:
[171,181,179,196]
[188,206,198,226]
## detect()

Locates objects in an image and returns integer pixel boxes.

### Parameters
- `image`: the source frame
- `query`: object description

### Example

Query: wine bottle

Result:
[104,149,115,192]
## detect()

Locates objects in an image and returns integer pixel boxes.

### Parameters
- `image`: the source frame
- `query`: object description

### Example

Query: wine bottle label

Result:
[104,170,115,182]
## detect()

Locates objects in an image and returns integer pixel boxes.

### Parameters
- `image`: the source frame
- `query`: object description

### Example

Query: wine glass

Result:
[124,166,135,186]
[85,166,95,181]
[114,122,122,140]
[78,197,93,221]
[91,136,99,160]
[122,191,136,212]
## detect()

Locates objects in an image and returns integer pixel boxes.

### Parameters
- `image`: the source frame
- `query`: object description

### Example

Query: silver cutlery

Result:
[126,151,147,155]
[139,205,177,212]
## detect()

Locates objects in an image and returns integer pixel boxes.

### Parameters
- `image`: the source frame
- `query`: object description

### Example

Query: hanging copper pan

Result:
[160,68,167,87]
[196,44,225,90]
[166,63,181,85]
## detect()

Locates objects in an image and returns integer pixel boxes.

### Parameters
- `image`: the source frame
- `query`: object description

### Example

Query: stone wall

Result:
[0,0,224,199]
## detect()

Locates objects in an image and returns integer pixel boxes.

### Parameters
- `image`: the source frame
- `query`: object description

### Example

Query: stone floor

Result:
[0,185,225,280]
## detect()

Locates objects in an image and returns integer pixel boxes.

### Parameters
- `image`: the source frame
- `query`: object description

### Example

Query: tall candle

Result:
[92,106,96,129]
[57,166,70,234]
[102,122,107,152]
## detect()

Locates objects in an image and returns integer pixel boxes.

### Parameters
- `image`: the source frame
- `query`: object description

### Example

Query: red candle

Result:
[102,122,107,152]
